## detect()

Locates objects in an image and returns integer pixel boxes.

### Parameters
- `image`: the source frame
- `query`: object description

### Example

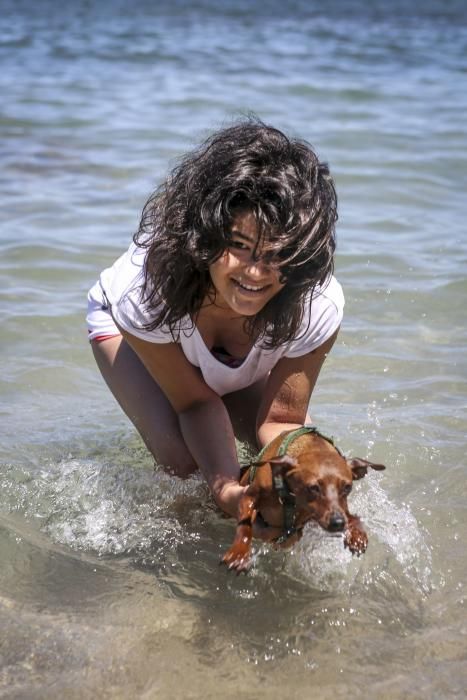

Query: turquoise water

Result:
[1,1,466,697]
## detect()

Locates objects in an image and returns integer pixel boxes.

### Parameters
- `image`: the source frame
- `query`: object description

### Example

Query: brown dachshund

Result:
[221,427,385,573]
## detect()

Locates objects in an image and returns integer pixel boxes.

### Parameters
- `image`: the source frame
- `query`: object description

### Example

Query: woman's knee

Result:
[223,377,267,447]
[145,437,198,479]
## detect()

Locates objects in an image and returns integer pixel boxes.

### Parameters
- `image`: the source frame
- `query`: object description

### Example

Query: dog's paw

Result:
[344,527,368,556]
[220,545,251,574]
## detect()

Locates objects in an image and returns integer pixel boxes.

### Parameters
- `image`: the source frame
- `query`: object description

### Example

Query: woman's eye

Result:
[229,240,250,251]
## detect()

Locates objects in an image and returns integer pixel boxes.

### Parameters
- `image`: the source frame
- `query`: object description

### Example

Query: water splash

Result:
[0,456,209,558]
[287,473,433,595]
[0,448,432,598]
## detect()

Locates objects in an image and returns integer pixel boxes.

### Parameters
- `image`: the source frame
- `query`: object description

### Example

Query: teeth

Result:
[235,280,266,292]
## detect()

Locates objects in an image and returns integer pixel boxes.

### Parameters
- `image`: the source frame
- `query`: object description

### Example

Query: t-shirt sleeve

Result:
[284,276,344,358]
[111,290,175,344]
[100,243,175,344]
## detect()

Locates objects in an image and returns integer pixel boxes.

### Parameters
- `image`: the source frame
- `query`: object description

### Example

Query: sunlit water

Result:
[1,0,466,697]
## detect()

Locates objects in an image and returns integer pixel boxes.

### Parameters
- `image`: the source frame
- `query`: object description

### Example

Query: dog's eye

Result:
[306,484,320,499]
[341,484,352,496]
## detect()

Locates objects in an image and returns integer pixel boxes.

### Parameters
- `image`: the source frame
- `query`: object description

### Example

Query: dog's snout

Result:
[328,512,346,532]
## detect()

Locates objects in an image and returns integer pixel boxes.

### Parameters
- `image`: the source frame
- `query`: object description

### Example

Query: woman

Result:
[86,119,344,539]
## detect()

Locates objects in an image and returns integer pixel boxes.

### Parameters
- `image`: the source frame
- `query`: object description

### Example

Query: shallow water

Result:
[1,0,467,697]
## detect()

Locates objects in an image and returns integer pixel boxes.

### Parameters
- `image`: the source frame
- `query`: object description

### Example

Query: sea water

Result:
[1,0,466,697]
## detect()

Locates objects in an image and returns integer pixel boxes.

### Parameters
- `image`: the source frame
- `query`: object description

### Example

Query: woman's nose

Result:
[244,257,269,277]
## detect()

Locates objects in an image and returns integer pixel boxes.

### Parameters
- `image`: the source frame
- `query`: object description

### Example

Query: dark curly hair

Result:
[133,118,338,348]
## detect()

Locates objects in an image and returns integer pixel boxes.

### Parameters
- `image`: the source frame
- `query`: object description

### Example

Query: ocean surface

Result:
[1,0,466,697]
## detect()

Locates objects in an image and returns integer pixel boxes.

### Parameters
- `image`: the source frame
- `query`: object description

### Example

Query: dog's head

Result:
[257,452,385,533]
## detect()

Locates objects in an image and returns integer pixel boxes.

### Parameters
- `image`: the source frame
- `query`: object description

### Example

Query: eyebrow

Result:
[230,229,256,244]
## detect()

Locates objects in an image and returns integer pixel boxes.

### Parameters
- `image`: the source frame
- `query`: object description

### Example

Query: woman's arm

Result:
[117,328,243,517]
[256,329,339,448]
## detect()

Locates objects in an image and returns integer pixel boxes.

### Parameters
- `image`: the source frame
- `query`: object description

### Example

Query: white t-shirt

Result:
[94,242,344,396]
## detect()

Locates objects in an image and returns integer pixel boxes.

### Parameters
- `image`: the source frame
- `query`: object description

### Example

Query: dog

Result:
[221,427,385,573]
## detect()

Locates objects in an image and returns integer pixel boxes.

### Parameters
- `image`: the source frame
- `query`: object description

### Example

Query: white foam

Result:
[1,453,433,596]
[4,457,209,557]
[286,473,433,594]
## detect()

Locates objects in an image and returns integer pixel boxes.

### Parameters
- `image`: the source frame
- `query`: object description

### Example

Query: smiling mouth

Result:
[232,278,268,293]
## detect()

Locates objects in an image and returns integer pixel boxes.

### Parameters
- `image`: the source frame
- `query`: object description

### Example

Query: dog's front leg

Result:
[343,514,368,556]
[221,488,258,573]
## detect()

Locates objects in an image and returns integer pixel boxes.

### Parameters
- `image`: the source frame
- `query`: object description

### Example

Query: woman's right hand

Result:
[217,481,283,543]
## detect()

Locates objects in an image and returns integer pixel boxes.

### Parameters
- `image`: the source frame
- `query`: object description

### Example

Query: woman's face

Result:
[208,209,285,317]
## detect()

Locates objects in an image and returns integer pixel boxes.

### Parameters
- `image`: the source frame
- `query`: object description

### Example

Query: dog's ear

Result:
[252,455,298,470]
[347,457,386,480]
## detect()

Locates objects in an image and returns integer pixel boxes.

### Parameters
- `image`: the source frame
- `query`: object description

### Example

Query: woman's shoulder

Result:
[98,242,176,343]
[311,275,345,311]
[99,241,145,303]
[284,275,345,358]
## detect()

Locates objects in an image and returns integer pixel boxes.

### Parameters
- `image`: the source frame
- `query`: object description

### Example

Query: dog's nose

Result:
[328,512,346,532]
